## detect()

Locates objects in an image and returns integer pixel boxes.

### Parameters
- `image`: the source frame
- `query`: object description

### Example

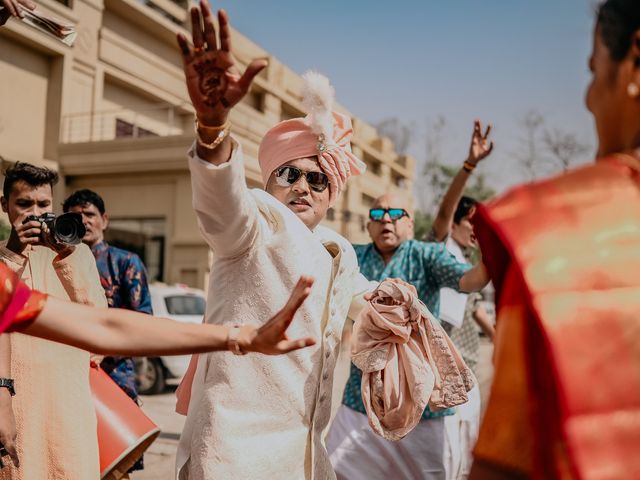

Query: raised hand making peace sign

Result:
[176,1,267,128]
[467,119,494,166]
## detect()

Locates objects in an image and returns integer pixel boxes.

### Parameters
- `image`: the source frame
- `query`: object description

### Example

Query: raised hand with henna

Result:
[176,1,267,164]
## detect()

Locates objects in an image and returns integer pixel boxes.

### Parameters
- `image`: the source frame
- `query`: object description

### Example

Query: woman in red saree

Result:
[471,1,640,478]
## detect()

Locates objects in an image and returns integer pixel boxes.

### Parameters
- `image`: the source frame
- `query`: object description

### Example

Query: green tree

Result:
[422,160,496,208]
[413,210,433,241]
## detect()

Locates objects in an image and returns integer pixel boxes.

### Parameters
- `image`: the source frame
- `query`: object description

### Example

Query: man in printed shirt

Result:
[327,121,494,480]
[63,189,153,475]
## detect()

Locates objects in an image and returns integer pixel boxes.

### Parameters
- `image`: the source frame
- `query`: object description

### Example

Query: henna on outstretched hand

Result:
[176,1,267,125]
[193,58,228,108]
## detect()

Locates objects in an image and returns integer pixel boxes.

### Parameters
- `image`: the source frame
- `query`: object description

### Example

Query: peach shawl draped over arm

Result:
[352,280,474,441]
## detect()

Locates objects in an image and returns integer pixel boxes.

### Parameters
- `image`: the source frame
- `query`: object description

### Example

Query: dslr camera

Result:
[23,212,86,246]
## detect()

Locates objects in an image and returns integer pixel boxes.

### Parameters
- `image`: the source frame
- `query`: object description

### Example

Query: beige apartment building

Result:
[0,0,415,288]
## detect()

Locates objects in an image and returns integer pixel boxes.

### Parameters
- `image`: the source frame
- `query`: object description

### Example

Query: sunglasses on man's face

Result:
[369,208,409,222]
[274,166,330,193]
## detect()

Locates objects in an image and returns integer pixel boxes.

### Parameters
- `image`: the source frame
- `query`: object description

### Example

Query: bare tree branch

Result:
[513,110,544,181]
[543,128,591,172]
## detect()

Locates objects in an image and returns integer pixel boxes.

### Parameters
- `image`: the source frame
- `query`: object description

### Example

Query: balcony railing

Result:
[60,104,189,143]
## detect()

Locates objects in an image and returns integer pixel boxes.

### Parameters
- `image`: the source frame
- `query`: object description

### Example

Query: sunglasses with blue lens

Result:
[369,208,409,222]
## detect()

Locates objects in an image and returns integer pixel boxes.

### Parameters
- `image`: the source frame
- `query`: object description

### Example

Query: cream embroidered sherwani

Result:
[176,141,371,480]
[0,243,107,480]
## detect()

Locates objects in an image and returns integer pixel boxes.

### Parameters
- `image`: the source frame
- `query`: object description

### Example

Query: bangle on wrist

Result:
[195,117,231,150]
[226,325,248,355]
[463,160,476,173]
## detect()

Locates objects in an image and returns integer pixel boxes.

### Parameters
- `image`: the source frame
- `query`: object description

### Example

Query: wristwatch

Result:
[0,378,15,396]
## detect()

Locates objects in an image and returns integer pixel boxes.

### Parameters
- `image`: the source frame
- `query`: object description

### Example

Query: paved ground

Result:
[131,384,185,480]
[132,337,494,480]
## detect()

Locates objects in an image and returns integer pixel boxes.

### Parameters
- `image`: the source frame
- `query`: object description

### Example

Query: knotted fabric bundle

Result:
[352,280,475,441]
[258,72,366,206]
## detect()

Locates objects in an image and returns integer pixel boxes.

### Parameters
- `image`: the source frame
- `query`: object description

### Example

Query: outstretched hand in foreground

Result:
[239,276,317,355]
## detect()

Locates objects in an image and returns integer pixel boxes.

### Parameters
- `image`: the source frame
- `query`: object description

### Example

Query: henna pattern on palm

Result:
[194,58,228,107]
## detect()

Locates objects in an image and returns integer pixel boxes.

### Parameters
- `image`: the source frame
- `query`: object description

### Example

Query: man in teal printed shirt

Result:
[327,121,493,480]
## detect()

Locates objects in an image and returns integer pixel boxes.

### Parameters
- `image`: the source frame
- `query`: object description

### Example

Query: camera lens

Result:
[53,213,86,245]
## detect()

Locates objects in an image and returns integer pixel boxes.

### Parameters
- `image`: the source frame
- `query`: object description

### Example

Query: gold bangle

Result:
[227,325,247,355]
[195,118,231,150]
[463,161,476,173]
[195,117,230,133]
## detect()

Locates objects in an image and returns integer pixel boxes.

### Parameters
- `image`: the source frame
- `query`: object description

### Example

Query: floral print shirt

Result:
[342,239,471,420]
[92,241,153,399]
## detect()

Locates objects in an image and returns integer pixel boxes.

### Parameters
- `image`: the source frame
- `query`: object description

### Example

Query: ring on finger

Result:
[194,46,205,54]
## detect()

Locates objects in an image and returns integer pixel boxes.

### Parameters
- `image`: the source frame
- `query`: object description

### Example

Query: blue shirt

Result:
[92,241,153,399]
[342,239,471,420]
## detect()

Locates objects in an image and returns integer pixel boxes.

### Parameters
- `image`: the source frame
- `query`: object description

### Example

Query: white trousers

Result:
[327,406,453,480]
[326,387,480,480]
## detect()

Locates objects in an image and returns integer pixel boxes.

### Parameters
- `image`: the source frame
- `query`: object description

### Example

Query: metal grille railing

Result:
[60,104,189,143]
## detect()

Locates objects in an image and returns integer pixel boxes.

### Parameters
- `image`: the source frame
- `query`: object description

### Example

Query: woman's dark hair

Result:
[63,189,106,215]
[2,162,59,199]
[597,0,640,61]
[454,196,478,225]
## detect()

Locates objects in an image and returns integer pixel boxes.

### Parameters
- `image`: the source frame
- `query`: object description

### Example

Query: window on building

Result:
[140,0,184,25]
[363,152,382,175]
[394,175,407,188]
[362,193,375,208]
[281,103,304,121]
[241,89,265,113]
[326,208,335,221]
[115,118,158,139]
[360,214,367,232]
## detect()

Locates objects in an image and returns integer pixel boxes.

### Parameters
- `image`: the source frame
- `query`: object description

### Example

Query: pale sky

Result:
[211,0,599,206]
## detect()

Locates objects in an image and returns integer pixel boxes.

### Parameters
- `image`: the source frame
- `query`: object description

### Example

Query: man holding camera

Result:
[0,162,107,480]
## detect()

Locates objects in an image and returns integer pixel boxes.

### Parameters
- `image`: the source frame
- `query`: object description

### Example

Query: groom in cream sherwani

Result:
[173,3,490,479]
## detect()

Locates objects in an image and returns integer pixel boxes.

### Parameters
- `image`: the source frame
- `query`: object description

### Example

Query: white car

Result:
[135,284,206,395]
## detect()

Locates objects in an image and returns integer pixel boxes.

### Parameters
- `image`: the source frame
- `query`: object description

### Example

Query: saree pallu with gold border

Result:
[472,157,640,479]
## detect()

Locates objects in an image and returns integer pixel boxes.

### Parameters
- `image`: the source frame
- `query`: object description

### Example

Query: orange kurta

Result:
[472,156,640,479]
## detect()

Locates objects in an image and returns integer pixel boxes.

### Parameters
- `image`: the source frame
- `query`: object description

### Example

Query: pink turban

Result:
[258,111,366,206]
